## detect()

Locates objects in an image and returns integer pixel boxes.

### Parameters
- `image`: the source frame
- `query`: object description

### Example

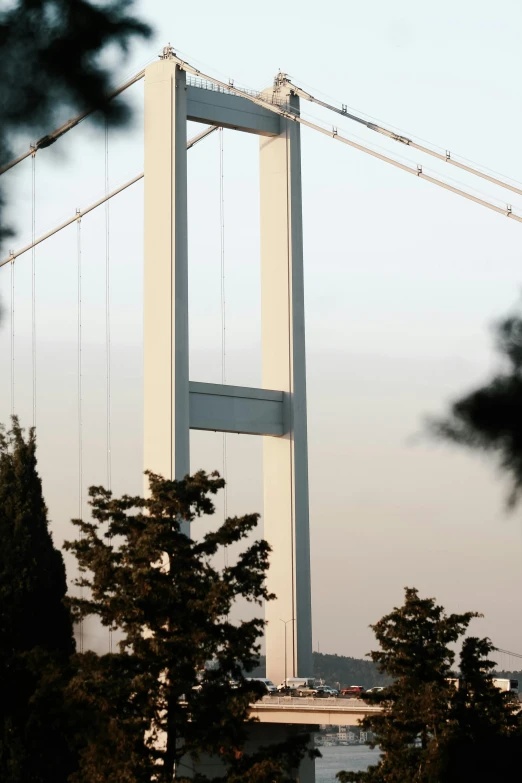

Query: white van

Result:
[449,677,519,694]
[278,677,316,693]
[247,677,277,694]
[493,678,519,693]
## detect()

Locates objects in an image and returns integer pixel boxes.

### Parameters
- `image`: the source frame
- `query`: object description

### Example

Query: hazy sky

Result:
[1,0,522,664]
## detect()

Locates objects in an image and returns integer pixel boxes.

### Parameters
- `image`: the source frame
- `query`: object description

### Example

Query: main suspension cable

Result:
[1,127,218,268]
[0,54,214,179]
[289,80,522,200]
[495,647,522,661]
[167,52,522,225]
[0,69,146,177]
[3,45,520,209]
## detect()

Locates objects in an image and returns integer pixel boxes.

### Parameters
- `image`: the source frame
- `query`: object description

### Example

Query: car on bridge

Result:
[278,677,318,695]
[340,685,365,698]
[314,685,339,697]
[247,678,277,694]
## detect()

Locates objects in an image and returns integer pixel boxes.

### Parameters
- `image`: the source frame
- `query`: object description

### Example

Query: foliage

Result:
[65,470,314,782]
[440,636,522,781]
[429,313,522,508]
[337,588,522,783]
[0,0,152,243]
[336,587,479,783]
[0,417,76,783]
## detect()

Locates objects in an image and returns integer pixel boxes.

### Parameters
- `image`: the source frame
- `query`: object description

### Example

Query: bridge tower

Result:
[143,53,312,689]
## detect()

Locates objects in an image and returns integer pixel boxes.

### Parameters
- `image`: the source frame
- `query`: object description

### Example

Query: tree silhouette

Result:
[65,470,314,782]
[0,417,76,782]
[337,587,479,783]
[429,313,522,508]
[337,588,522,783]
[440,636,522,781]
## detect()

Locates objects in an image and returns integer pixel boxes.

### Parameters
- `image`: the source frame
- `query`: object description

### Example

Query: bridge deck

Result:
[250,696,382,726]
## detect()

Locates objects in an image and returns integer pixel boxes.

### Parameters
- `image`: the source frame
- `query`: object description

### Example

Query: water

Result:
[316,745,381,782]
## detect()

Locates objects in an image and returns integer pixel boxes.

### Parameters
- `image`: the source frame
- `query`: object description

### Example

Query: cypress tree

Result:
[0,417,76,782]
[66,470,314,782]
[442,637,522,781]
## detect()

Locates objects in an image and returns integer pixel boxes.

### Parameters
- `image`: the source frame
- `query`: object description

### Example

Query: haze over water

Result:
[316,746,381,782]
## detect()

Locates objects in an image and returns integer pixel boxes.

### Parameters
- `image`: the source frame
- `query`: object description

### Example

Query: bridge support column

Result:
[143,60,190,529]
[142,59,312,684]
[260,84,313,685]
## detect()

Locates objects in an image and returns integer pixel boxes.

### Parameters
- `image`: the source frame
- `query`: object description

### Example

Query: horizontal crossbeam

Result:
[187,86,280,137]
[189,382,285,436]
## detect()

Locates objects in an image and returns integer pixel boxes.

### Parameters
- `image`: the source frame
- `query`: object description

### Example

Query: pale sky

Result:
[1,0,522,663]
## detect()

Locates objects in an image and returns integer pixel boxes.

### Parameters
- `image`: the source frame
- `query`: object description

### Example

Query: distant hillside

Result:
[313,652,393,689]
[249,655,521,691]
[249,651,392,688]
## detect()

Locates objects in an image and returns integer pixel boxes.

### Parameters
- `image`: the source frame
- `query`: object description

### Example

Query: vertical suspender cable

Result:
[105,119,112,493]
[77,212,84,654]
[10,256,14,416]
[105,119,113,654]
[31,149,36,426]
[219,127,228,567]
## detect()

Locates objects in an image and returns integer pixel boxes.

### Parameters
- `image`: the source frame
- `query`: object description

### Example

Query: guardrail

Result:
[256,696,381,712]
[185,74,287,106]
[186,75,261,98]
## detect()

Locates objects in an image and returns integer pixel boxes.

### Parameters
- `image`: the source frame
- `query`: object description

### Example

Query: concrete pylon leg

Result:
[143,60,190,532]
[260,87,313,686]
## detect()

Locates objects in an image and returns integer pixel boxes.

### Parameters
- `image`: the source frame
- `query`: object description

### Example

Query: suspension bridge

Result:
[2,44,522,781]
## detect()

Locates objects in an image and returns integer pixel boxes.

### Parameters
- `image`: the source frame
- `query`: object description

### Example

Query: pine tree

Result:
[337,587,479,783]
[0,417,76,782]
[65,470,314,782]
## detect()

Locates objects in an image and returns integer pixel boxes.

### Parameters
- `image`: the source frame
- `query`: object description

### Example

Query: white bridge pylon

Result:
[144,55,312,685]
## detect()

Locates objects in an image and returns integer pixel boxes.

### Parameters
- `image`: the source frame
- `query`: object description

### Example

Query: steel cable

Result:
[77,214,84,655]
[105,119,113,654]
[10,257,14,416]
[31,150,36,426]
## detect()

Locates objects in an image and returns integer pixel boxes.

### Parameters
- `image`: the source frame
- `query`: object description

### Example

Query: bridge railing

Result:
[256,696,382,712]
[186,74,261,98]
[185,74,287,106]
